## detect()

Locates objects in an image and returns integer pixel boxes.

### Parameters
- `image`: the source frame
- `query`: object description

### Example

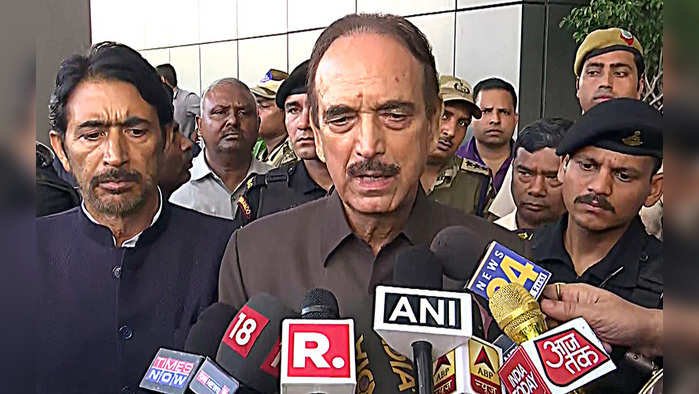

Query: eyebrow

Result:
[375,100,415,113]
[323,105,355,122]
[285,101,303,111]
[77,116,150,130]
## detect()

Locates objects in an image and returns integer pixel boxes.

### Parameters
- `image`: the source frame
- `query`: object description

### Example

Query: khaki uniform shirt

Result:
[427,156,495,217]
[254,138,298,168]
[219,188,526,394]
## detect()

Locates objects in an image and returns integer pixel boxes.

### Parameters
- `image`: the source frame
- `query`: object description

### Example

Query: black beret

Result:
[557,98,662,159]
[276,59,310,109]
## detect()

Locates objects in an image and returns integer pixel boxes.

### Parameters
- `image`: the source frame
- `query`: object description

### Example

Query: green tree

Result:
[561,0,663,110]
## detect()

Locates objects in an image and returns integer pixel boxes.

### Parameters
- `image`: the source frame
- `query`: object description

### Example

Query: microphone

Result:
[186,303,239,358]
[373,245,472,394]
[216,293,299,394]
[139,348,205,393]
[281,288,356,394]
[432,336,505,394]
[189,357,241,394]
[430,226,552,301]
[490,282,616,394]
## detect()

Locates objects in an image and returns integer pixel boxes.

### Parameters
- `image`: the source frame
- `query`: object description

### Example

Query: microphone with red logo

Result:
[373,244,473,394]
[216,293,299,394]
[490,282,615,394]
[280,288,356,394]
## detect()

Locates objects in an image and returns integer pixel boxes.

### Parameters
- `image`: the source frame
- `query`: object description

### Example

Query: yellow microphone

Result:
[489,282,547,344]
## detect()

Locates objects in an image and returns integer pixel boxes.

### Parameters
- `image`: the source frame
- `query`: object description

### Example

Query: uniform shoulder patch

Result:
[460,158,490,176]
[246,174,266,191]
[237,195,252,219]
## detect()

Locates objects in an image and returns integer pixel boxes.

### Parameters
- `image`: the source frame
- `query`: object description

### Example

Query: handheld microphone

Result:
[281,288,356,394]
[374,245,472,394]
[430,226,552,301]
[186,303,239,358]
[189,357,241,394]
[490,283,616,394]
[216,293,299,394]
[139,348,205,393]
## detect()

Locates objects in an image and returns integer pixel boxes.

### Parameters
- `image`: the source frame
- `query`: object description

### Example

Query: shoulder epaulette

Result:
[245,173,267,191]
[460,158,490,176]
[265,167,290,185]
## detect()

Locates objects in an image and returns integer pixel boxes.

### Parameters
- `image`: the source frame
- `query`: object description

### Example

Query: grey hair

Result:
[200,77,256,114]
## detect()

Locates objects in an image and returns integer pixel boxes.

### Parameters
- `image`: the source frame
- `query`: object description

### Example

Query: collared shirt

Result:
[494,209,518,231]
[457,137,513,192]
[170,149,272,220]
[256,138,298,168]
[172,87,200,139]
[426,155,492,217]
[219,187,527,394]
[81,187,163,247]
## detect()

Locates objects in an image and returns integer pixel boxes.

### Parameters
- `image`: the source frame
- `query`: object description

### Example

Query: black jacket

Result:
[36,203,235,393]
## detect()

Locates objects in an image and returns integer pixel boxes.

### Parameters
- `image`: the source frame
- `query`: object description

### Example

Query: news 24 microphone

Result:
[140,348,205,393]
[186,303,239,358]
[216,293,299,394]
[430,226,552,301]
[490,283,616,394]
[280,288,356,394]
[374,245,472,394]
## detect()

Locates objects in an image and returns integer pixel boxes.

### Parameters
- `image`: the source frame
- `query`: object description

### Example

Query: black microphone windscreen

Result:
[185,303,238,357]
[301,288,339,319]
[216,292,298,394]
[430,225,487,281]
[393,244,443,290]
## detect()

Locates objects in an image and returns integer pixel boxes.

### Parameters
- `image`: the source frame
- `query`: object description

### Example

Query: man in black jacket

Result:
[38,41,234,393]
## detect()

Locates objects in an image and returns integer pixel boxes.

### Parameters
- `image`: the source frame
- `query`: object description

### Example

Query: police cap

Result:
[276,60,309,109]
[557,98,662,159]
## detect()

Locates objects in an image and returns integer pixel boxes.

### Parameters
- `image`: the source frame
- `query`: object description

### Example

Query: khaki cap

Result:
[574,28,644,76]
[439,75,482,119]
[250,68,289,99]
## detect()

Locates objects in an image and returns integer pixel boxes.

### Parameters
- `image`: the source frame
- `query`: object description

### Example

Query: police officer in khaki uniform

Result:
[250,68,298,167]
[532,98,663,393]
[421,75,493,217]
[234,60,332,228]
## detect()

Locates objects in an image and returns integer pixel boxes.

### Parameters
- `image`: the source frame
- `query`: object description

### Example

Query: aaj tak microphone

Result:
[374,245,472,394]
[216,293,299,394]
[490,282,616,394]
[280,288,356,394]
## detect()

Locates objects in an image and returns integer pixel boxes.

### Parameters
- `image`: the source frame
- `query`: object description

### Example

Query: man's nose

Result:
[355,115,385,159]
[527,174,547,197]
[103,129,128,167]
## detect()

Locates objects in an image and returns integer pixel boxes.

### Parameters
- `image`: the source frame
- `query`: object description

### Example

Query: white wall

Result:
[91,0,523,96]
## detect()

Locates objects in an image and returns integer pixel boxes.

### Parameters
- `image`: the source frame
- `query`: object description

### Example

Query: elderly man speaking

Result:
[218,13,524,393]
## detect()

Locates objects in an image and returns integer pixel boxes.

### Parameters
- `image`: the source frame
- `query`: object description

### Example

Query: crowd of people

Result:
[34,12,662,394]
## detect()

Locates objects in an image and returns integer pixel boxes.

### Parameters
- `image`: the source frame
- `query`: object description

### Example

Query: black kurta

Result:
[36,203,234,393]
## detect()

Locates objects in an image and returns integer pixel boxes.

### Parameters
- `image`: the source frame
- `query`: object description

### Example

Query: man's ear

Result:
[557,155,570,184]
[645,172,663,207]
[575,77,580,95]
[49,130,71,173]
[310,112,326,163]
[636,72,645,99]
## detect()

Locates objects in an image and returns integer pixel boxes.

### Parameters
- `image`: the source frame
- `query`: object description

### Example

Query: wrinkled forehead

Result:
[203,82,255,110]
[314,33,425,110]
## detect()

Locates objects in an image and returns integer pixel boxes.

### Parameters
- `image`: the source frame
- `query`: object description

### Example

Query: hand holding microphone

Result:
[540,283,663,359]
[491,282,616,394]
